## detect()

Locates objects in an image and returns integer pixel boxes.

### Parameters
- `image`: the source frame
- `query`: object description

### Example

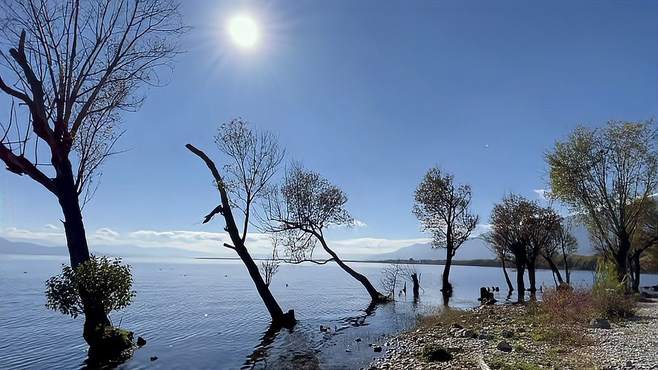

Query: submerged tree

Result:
[489,194,536,303]
[547,120,658,283]
[0,0,184,350]
[267,164,389,303]
[186,120,295,328]
[553,219,578,285]
[413,167,478,303]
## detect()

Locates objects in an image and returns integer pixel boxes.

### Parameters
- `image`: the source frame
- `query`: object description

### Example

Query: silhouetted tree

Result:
[489,194,535,303]
[629,199,658,291]
[0,0,184,350]
[484,235,514,292]
[547,120,658,283]
[413,167,478,303]
[186,120,295,328]
[267,164,389,303]
[553,219,578,285]
[527,206,562,291]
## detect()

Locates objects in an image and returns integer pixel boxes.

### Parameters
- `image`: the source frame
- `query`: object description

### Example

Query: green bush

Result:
[591,259,635,319]
[46,256,136,319]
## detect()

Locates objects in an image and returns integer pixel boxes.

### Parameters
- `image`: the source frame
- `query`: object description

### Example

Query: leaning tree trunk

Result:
[317,236,389,303]
[543,255,564,286]
[186,144,295,328]
[54,156,112,348]
[562,251,571,284]
[500,257,514,292]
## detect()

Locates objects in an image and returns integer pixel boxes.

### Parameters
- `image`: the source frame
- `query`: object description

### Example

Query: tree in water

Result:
[484,235,514,293]
[0,0,184,353]
[413,167,478,304]
[489,194,536,303]
[186,119,295,328]
[547,120,658,284]
[267,163,390,304]
[526,205,562,292]
[555,220,578,285]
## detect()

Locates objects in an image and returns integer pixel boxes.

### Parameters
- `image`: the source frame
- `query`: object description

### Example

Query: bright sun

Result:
[227,15,259,49]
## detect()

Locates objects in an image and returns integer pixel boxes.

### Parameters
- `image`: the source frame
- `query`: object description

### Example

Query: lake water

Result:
[1,255,657,370]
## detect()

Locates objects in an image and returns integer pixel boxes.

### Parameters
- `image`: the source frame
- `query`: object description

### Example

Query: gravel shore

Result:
[367,301,658,370]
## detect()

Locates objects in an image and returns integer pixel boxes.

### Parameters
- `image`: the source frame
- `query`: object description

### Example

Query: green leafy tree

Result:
[547,120,658,283]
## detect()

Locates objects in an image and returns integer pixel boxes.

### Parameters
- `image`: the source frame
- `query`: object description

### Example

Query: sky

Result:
[1,0,657,257]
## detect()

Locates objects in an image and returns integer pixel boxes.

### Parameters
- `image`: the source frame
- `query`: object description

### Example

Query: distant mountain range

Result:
[0,237,209,258]
[0,219,596,261]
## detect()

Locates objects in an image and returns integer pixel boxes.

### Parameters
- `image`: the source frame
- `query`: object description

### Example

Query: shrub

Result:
[591,259,636,319]
[540,286,595,325]
[46,256,136,319]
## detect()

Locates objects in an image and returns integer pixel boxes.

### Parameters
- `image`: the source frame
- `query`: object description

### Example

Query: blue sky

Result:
[1,0,657,256]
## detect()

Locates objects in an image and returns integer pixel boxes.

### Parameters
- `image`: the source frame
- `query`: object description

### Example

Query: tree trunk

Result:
[54,158,112,348]
[631,253,641,293]
[514,254,526,303]
[543,255,564,286]
[615,235,631,285]
[527,259,537,293]
[500,257,514,292]
[441,250,454,301]
[318,236,388,303]
[562,251,571,284]
[186,144,295,328]
[411,273,420,301]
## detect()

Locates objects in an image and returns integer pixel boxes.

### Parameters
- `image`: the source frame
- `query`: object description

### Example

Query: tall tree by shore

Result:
[527,206,562,291]
[547,120,658,285]
[413,167,478,304]
[267,163,389,304]
[186,120,295,328]
[0,0,184,350]
[489,194,536,303]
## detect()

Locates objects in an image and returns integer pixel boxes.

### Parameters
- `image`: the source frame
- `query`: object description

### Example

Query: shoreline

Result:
[367,300,658,370]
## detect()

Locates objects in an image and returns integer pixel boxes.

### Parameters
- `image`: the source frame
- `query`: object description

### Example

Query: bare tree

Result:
[186,119,295,328]
[547,120,658,283]
[413,167,478,302]
[0,0,184,350]
[379,263,417,298]
[489,194,536,303]
[267,163,390,303]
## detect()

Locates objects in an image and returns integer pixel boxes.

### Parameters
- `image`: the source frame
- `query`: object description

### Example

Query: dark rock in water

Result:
[150,356,158,362]
[589,318,611,329]
[420,345,453,362]
[501,329,514,338]
[496,341,512,352]
[136,337,146,347]
[355,338,362,342]
[373,346,382,353]
[478,287,496,305]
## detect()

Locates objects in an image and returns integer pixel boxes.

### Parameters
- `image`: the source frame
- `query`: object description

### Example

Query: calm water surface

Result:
[1,255,657,369]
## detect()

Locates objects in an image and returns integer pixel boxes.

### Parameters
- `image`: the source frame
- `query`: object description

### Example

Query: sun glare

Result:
[228,15,260,49]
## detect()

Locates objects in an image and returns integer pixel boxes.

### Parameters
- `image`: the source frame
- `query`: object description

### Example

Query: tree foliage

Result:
[547,120,658,279]
[45,256,135,319]
[413,167,478,253]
